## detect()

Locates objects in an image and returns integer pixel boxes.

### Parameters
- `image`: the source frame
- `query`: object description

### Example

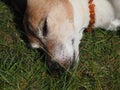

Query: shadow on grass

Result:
[1,0,28,43]
[1,0,69,76]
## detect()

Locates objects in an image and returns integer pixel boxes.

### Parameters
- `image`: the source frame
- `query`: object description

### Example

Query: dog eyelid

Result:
[42,19,48,37]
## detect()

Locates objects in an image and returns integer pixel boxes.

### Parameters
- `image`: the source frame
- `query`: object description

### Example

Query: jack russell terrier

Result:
[23,0,120,69]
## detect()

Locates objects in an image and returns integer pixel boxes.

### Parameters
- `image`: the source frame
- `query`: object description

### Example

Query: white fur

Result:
[70,0,90,32]
[109,0,120,19]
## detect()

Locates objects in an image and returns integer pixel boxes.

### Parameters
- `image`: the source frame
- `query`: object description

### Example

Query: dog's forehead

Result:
[26,0,74,29]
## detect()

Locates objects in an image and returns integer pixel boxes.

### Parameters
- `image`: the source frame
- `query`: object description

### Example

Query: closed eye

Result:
[43,19,48,37]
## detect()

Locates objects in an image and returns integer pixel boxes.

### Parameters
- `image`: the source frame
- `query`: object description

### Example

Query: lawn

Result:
[0,1,120,90]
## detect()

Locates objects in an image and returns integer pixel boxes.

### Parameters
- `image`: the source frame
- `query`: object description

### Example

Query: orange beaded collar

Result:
[86,0,95,32]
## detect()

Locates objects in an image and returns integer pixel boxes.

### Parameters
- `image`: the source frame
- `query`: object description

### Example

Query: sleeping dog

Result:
[23,0,120,69]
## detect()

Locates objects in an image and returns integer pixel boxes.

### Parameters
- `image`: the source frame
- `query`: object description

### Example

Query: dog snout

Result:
[58,55,77,69]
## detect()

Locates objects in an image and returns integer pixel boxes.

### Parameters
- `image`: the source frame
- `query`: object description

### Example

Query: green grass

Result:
[0,1,120,90]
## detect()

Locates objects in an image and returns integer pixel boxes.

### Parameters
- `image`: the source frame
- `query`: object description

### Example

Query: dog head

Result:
[24,0,82,69]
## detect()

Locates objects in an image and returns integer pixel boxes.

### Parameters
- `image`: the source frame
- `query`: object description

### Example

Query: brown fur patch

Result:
[25,0,73,29]
[26,0,57,29]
